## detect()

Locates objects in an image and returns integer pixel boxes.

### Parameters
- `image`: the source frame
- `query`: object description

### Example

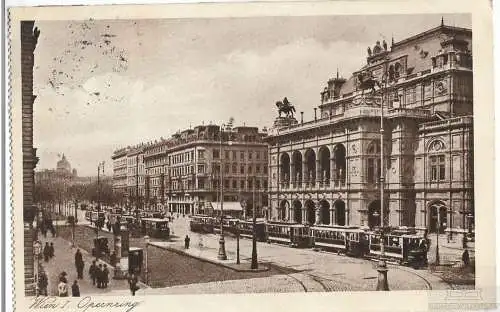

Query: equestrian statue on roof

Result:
[276,97,296,118]
[357,70,382,95]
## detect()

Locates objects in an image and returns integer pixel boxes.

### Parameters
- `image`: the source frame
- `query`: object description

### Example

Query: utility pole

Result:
[251,176,258,269]
[217,125,227,260]
[136,155,139,221]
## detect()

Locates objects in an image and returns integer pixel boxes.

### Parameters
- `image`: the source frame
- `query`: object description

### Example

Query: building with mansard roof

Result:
[265,20,474,239]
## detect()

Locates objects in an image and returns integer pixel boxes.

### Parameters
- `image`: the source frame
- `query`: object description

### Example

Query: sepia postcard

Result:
[7,1,496,311]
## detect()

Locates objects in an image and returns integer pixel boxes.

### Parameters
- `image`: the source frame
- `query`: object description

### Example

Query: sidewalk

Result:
[39,234,137,296]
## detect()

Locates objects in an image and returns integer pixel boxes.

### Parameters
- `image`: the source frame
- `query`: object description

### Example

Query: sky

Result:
[33,13,471,176]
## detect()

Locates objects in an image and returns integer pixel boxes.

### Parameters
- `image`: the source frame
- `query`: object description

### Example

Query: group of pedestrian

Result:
[43,242,55,262]
[88,260,110,289]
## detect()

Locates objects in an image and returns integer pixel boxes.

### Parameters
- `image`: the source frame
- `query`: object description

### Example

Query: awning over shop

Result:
[209,202,243,211]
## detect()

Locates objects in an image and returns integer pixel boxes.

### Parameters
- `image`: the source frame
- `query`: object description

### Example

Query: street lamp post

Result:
[144,235,150,285]
[251,177,258,269]
[217,124,227,260]
[376,72,389,291]
[33,240,42,297]
[236,220,240,265]
[435,205,443,266]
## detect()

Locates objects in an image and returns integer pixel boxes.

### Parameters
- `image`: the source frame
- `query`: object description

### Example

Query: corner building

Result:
[265,22,474,238]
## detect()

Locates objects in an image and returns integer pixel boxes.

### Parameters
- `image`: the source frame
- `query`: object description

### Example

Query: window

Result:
[256,165,260,173]
[232,180,237,189]
[256,152,260,160]
[224,164,230,174]
[240,165,245,174]
[240,151,245,160]
[198,165,204,174]
[264,166,268,174]
[248,179,253,189]
[198,150,205,159]
[232,151,236,159]
[224,180,229,189]
[249,152,253,160]
[367,158,380,183]
[248,165,253,174]
[240,180,245,189]
[198,180,204,189]
[232,164,237,174]
[256,180,261,189]
[225,151,230,159]
[191,151,194,160]
[213,150,220,159]
[430,155,446,181]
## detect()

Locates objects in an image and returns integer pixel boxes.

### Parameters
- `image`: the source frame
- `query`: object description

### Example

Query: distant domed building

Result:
[56,154,72,174]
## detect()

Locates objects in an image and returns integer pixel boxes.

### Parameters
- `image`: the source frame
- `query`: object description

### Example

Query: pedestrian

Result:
[49,242,55,259]
[103,264,110,288]
[462,249,470,267]
[110,251,117,267]
[462,235,468,249]
[43,242,50,262]
[37,268,48,296]
[97,264,103,288]
[57,279,69,297]
[89,260,97,286]
[128,272,139,296]
[184,235,190,249]
[71,280,80,297]
[107,220,112,232]
[59,271,68,284]
[75,249,84,279]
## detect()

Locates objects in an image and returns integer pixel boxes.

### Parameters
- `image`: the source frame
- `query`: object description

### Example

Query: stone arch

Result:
[428,200,447,233]
[368,200,381,229]
[318,146,331,185]
[333,144,347,184]
[334,199,346,226]
[292,199,302,224]
[292,151,303,187]
[279,199,289,221]
[319,199,330,225]
[305,199,316,225]
[427,139,446,153]
[280,153,291,186]
[304,149,316,186]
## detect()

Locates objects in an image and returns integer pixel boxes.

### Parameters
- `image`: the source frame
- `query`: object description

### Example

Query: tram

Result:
[265,221,311,247]
[310,225,369,257]
[238,220,266,242]
[214,217,239,235]
[367,231,427,266]
[189,215,216,233]
[141,218,170,239]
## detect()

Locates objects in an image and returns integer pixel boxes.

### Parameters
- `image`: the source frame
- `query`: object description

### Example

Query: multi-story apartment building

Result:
[165,124,268,218]
[111,147,129,201]
[265,21,473,239]
[114,124,269,217]
[125,145,146,210]
[143,139,169,211]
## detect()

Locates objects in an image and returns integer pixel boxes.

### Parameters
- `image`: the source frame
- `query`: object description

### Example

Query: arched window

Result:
[428,140,446,182]
[366,141,381,184]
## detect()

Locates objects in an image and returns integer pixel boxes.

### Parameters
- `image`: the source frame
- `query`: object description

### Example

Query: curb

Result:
[150,243,269,273]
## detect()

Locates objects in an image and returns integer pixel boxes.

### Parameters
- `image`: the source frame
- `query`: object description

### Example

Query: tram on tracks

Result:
[214,217,239,235]
[265,221,310,247]
[310,225,369,257]
[367,230,427,267]
[141,218,170,239]
[189,215,216,233]
[238,220,266,242]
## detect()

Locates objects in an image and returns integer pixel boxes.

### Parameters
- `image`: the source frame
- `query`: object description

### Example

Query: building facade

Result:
[125,145,146,211]
[265,22,473,239]
[114,124,269,218]
[111,147,129,203]
[22,21,40,296]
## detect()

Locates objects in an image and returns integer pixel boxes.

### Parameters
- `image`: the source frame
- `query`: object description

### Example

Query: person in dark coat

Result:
[75,249,84,279]
[103,264,110,288]
[59,271,68,284]
[110,252,117,267]
[96,264,103,288]
[462,249,470,267]
[128,273,139,296]
[38,269,48,296]
[49,242,55,259]
[89,260,97,286]
[184,235,190,249]
[71,280,80,297]
[43,242,50,262]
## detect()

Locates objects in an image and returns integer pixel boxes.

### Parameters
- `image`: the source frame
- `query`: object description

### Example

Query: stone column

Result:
[330,207,336,225]
[330,157,337,186]
[302,160,308,187]
[316,159,321,187]
[290,159,295,186]
[302,207,307,224]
